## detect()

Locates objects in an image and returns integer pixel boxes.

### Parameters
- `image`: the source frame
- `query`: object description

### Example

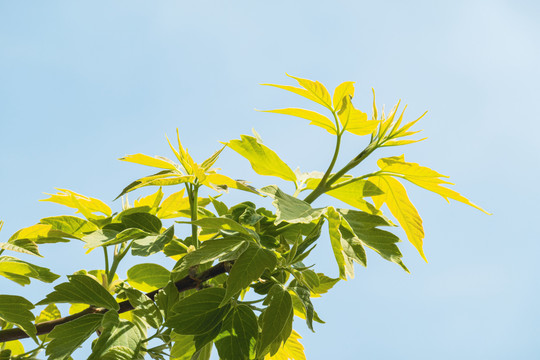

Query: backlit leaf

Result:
[0,239,41,257]
[377,155,490,214]
[265,329,306,360]
[134,187,164,211]
[370,175,426,262]
[0,256,59,285]
[332,81,355,112]
[337,96,380,136]
[326,207,354,280]
[122,287,162,329]
[260,108,336,135]
[119,153,178,171]
[131,225,174,256]
[40,215,98,239]
[127,263,170,292]
[41,189,111,218]
[228,135,296,182]
[116,171,194,199]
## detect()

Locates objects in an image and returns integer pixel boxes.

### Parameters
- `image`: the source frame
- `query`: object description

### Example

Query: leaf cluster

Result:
[0,75,487,359]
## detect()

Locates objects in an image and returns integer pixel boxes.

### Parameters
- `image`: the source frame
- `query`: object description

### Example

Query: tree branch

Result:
[0,261,232,343]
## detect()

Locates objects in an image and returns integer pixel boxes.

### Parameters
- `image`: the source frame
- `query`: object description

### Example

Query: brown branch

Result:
[0,261,232,343]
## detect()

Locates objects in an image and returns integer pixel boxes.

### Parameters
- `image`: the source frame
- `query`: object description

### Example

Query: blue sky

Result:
[1,1,539,359]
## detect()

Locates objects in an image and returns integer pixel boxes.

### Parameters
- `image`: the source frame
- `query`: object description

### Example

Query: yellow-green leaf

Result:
[41,189,112,218]
[134,187,164,211]
[205,173,259,194]
[228,135,297,182]
[377,156,490,214]
[260,108,336,135]
[119,154,178,171]
[337,97,379,136]
[370,176,426,262]
[326,207,354,280]
[332,81,355,112]
[265,330,306,360]
[262,75,332,110]
[200,144,227,170]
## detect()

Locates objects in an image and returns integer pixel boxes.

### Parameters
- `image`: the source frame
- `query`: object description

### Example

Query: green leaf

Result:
[222,244,277,306]
[263,329,306,360]
[40,215,98,239]
[311,273,339,296]
[119,153,178,170]
[36,274,119,310]
[257,285,293,357]
[326,207,354,280]
[0,256,60,285]
[123,287,162,329]
[127,263,170,292]
[170,332,196,360]
[260,186,325,225]
[340,208,408,271]
[155,282,180,320]
[188,217,251,236]
[210,196,228,216]
[8,223,74,245]
[288,286,314,331]
[260,108,336,135]
[174,237,248,273]
[45,313,103,360]
[88,311,143,360]
[116,170,194,199]
[166,288,230,335]
[227,135,296,182]
[121,213,162,233]
[0,239,41,257]
[215,305,258,360]
[131,225,174,256]
[0,295,37,342]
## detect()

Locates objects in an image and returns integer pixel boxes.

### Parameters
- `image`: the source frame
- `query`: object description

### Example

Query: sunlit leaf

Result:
[134,187,164,211]
[370,175,426,262]
[205,173,259,194]
[0,256,60,285]
[41,189,111,218]
[0,239,41,257]
[260,108,336,135]
[122,287,162,329]
[119,153,178,171]
[127,263,170,292]
[228,135,297,182]
[377,155,490,214]
[332,81,355,112]
[131,225,174,256]
[326,207,354,280]
[116,171,194,199]
[265,329,306,360]
[337,96,380,136]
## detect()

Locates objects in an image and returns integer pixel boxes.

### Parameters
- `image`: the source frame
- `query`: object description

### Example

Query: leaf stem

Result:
[107,241,132,284]
[303,111,342,204]
[187,183,200,248]
[103,247,110,275]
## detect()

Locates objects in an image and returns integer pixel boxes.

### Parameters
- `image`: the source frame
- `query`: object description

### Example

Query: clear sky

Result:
[1,1,539,359]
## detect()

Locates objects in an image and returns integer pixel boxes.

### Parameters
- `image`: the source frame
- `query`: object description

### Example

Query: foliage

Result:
[0,75,487,359]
